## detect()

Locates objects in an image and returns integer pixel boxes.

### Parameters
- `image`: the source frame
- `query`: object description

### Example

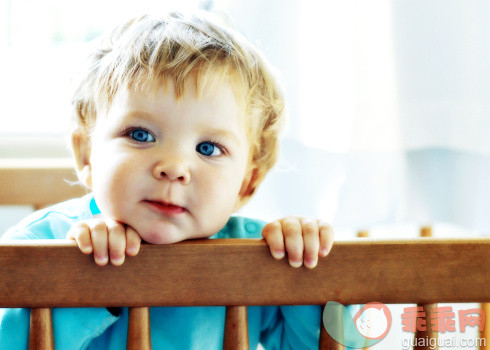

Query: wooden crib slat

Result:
[29,308,54,350]
[317,228,372,350]
[480,302,489,350]
[319,325,343,350]
[319,305,344,350]
[414,226,438,350]
[223,306,249,350]
[356,230,369,238]
[127,307,151,350]
[414,303,439,350]
[356,230,370,350]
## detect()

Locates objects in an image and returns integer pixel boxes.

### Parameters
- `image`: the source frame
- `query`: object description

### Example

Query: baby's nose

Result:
[152,158,190,184]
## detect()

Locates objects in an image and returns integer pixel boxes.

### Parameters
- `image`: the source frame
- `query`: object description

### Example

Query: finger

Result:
[281,217,303,268]
[262,221,285,259]
[125,226,141,257]
[319,222,335,257]
[67,222,93,254]
[90,220,109,266]
[107,220,126,266]
[301,218,320,269]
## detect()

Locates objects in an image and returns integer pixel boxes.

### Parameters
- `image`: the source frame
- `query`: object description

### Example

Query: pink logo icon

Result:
[353,302,392,340]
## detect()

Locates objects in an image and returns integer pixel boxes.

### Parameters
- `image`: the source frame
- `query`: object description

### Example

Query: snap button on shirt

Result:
[245,222,258,234]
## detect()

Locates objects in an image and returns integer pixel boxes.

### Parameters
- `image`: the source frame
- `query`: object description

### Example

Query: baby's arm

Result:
[67,219,141,266]
[262,217,334,269]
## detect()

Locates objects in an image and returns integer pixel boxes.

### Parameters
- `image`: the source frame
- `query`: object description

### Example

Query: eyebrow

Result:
[121,112,242,144]
[205,128,241,145]
[121,111,155,122]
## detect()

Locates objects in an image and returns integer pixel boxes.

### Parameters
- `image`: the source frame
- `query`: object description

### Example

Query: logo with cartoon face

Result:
[354,303,391,340]
[323,301,392,348]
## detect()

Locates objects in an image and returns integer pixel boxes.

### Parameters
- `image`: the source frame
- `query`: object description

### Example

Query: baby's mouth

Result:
[143,200,187,216]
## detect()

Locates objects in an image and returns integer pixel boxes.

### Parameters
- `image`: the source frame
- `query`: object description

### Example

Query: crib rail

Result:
[1,238,490,350]
[1,238,489,308]
[0,159,86,208]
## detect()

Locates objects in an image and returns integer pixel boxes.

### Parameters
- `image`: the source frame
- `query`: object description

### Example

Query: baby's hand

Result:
[262,217,334,269]
[67,219,141,266]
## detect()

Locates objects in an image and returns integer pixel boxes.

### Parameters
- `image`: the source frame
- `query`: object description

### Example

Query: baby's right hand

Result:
[67,219,141,266]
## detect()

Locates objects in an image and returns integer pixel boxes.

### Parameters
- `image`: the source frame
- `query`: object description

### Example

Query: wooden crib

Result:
[1,159,489,350]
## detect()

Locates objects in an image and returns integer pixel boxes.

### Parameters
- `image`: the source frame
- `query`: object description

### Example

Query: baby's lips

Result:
[144,199,187,215]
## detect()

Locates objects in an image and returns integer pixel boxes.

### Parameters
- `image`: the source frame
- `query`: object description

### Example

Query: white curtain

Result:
[222,0,490,234]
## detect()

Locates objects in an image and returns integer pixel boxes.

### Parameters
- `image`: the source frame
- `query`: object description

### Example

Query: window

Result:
[1,0,205,146]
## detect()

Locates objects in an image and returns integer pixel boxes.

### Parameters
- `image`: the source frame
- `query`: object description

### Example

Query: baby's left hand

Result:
[262,217,334,269]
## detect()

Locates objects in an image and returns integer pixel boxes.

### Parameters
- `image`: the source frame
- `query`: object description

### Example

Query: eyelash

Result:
[201,140,228,157]
[121,126,154,140]
[120,127,229,155]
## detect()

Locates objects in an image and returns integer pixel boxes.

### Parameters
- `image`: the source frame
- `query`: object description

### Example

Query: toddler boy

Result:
[0,11,333,349]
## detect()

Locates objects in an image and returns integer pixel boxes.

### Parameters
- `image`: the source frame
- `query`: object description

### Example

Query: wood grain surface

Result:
[0,238,488,308]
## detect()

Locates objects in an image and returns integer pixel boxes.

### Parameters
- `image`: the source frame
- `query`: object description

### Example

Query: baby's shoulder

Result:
[2,194,95,240]
[213,216,266,239]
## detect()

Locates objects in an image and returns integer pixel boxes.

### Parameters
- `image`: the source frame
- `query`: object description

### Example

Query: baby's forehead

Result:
[97,76,247,130]
[102,73,248,117]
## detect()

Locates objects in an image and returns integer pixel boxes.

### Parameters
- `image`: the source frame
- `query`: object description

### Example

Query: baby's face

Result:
[75,79,254,244]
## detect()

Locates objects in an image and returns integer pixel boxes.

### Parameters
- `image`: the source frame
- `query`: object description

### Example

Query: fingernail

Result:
[305,258,317,269]
[81,245,92,254]
[289,260,302,268]
[320,248,328,256]
[127,247,138,255]
[95,255,108,265]
[272,250,285,259]
[112,257,124,265]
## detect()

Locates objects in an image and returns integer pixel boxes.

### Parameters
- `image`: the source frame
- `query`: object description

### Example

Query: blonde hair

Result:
[73,11,284,194]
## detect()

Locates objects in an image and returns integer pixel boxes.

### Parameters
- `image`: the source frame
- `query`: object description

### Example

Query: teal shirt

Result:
[0,194,321,349]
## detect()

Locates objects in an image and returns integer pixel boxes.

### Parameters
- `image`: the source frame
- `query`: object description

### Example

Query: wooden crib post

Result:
[127,307,151,350]
[223,306,249,350]
[414,226,438,350]
[29,308,54,350]
[318,230,370,350]
[480,302,489,350]
[319,304,344,350]
[357,230,369,238]
[356,230,370,350]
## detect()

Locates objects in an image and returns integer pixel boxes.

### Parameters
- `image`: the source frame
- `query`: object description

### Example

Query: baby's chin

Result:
[139,228,185,245]
[137,224,214,245]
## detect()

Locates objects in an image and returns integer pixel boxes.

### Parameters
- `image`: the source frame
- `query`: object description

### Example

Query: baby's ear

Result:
[71,129,93,188]
[236,165,260,208]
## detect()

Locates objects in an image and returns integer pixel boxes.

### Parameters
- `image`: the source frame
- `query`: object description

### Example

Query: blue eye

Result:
[197,142,223,157]
[130,129,155,143]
